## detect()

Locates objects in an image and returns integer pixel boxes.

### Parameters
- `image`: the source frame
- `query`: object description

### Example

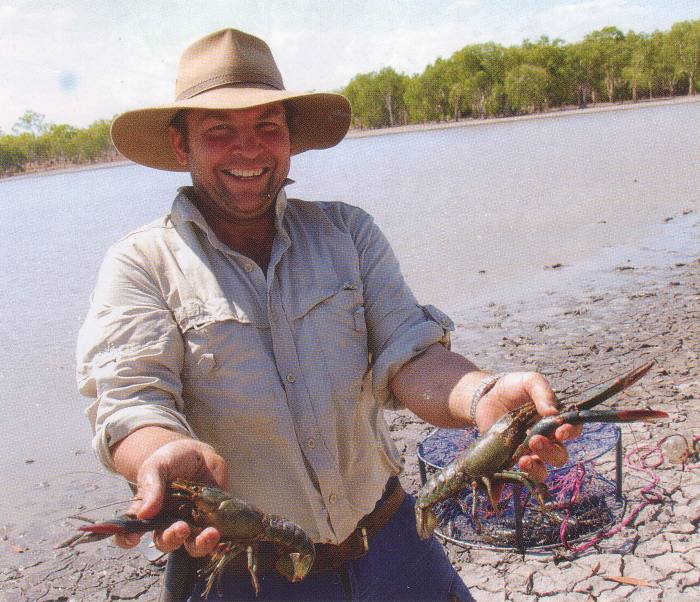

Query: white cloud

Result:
[526,0,654,42]
[0,6,82,128]
[0,3,178,130]
[277,21,493,93]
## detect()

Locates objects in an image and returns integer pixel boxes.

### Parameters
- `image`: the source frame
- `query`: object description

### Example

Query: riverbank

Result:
[345,94,700,140]
[0,157,131,183]
[1,214,697,600]
[2,95,698,183]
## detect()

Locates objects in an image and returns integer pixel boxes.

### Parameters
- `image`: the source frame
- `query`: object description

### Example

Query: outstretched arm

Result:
[390,344,580,480]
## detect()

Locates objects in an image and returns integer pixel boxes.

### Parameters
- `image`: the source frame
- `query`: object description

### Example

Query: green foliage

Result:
[341,19,700,129]
[0,114,116,176]
[344,68,408,128]
[505,64,550,112]
[0,135,28,175]
[669,20,700,95]
[483,84,508,117]
[583,27,631,101]
[12,110,48,136]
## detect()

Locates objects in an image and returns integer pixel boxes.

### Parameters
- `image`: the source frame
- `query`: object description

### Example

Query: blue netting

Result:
[418,423,620,470]
[417,425,624,551]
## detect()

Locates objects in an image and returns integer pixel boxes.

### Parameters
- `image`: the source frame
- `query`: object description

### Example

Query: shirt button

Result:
[328,493,337,504]
[307,438,316,449]
[269,310,278,322]
[243,262,254,273]
[286,373,296,383]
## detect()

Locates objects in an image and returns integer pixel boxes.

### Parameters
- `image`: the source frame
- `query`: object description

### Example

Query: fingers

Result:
[134,467,167,520]
[522,372,559,417]
[519,432,571,483]
[528,434,568,467]
[114,532,142,549]
[184,527,221,557]
[477,370,588,487]
[555,422,582,442]
[152,523,220,556]
[205,453,230,492]
[132,439,229,521]
[522,374,584,472]
[152,521,194,553]
[518,455,547,482]
[111,438,230,555]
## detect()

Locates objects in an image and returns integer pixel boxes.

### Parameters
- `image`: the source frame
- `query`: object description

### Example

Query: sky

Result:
[1,0,698,133]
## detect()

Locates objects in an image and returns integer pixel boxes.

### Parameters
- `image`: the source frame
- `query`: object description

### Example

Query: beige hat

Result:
[110,29,352,171]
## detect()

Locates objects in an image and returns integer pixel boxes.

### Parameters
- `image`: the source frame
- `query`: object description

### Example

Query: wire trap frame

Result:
[416,423,626,553]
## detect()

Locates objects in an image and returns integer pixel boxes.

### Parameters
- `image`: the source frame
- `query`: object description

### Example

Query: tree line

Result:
[1,20,699,176]
[342,20,700,128]
[0,110,119,176]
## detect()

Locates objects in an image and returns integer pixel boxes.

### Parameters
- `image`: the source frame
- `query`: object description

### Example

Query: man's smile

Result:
[221,167,267,179]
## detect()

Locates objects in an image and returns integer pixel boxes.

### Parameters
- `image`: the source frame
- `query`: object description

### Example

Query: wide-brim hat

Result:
[111,29,352,171]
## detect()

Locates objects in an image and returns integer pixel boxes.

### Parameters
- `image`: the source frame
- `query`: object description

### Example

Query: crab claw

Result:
[275,551,315,582]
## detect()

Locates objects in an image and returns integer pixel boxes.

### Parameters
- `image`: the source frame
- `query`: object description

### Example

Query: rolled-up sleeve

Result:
[76,242,195,471]
[347,209,454,408]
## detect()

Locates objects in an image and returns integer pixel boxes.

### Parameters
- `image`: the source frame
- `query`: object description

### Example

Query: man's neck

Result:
[190,191,278,271]
[212,214,276,271]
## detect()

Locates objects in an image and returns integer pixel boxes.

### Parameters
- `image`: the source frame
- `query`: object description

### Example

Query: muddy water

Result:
[1,100,698,525]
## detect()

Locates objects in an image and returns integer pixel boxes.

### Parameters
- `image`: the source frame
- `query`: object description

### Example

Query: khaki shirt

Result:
[76,186,453,543]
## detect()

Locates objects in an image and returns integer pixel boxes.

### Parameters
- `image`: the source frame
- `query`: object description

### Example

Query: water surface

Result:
[1,101,698,519]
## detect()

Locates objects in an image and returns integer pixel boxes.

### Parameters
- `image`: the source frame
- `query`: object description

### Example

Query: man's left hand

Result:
[473,371,582,482]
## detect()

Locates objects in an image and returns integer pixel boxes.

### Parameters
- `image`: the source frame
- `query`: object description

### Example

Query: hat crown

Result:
[175,29,285,100]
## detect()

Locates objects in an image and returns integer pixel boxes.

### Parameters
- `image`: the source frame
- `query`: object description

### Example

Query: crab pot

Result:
[416,423,625,552]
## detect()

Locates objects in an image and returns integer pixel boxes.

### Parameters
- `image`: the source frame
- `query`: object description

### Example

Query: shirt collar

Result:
[171,179,294,248]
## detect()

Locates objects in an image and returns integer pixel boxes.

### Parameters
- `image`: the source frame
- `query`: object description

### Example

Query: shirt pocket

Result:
[175,299,286,437]
[291,282,369,400]
[175,298,260,381]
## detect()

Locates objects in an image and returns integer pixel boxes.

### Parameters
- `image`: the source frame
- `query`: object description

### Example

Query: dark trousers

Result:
[170,493,473,601]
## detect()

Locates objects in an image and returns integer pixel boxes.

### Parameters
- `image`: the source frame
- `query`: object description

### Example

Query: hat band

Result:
[177,73,284,100]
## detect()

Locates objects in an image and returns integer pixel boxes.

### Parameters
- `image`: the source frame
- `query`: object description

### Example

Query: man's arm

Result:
[390,344,577,480]
[77,240,229,554]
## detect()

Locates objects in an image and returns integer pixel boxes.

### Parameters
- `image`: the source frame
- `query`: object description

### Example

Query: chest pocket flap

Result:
[285,280,365,323]
[173,298,253,333]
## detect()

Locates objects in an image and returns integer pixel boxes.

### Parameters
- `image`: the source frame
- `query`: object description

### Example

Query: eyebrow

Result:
[258,106,285,119]
[199,106,285,122]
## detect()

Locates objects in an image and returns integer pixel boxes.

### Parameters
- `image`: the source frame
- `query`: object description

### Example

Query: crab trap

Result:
[417,423,626,553]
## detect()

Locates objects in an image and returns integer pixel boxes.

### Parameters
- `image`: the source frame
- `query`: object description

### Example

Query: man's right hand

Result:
[111,428,228,557]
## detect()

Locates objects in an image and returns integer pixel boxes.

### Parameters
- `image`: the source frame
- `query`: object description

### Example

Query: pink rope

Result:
[562,436,679,555]
[550,462,587,549]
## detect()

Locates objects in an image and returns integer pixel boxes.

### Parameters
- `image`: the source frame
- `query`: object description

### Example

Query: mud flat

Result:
[398,245,700,601]
[2,221,698,600]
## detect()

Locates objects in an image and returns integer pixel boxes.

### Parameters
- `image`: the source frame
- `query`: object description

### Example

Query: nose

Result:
[230,126,262,157]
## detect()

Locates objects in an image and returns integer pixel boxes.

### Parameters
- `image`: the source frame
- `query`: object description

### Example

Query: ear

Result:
[168,126,189,167]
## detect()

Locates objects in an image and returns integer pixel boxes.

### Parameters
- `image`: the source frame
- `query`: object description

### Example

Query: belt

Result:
[314,475,406,571]
[222,476,406,575]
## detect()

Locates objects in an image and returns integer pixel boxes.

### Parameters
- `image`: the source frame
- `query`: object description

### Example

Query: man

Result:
[77,29,578,601]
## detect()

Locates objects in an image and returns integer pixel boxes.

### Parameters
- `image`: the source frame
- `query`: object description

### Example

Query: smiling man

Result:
[169,106,291,268]
[171,107,291,219]
[77,29,577,601]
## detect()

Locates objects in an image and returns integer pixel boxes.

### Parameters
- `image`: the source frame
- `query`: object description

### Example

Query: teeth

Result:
[224,167,264,177]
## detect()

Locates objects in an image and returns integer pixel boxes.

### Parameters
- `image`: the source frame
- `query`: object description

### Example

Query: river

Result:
[1,100,698,522]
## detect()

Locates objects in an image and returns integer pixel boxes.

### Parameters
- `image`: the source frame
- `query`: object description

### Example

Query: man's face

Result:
[169,104,291,222]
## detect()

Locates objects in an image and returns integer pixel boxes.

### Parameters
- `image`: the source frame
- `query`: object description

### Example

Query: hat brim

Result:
[110,87,352,171]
